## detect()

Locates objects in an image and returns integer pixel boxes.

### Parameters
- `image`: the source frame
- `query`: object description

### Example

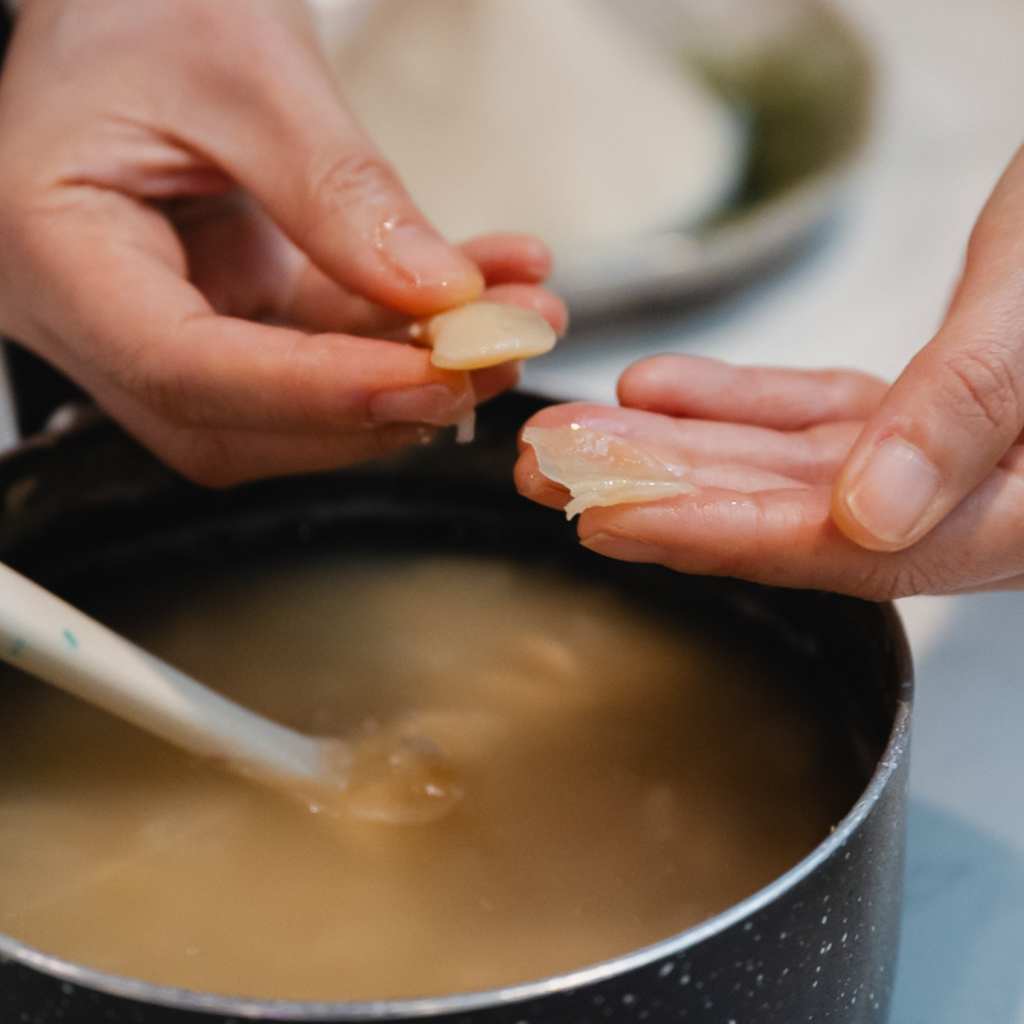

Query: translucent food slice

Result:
[291,719,462,827]
[420,302,556,370]
[523,425,695,519]
[342,726,464,826]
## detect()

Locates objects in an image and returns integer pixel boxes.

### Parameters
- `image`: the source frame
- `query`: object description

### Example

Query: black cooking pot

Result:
[0,393,912,1024]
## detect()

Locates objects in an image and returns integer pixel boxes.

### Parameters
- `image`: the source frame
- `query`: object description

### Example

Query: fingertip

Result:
[461,233,554,284]
[618,356,889,430]
[483,284,569,336]
[830,435,943,553]
[616,353,717,408]
[379,222,486,315]
[264,138,487,317]
[502,234,552,280]
[514,448,568,509]
[615,359,654,407]
[830,481,915,553]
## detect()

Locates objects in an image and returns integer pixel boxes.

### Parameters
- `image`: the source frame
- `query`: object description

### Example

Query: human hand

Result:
[0,0,565,484]
[516,145,1024,599]
[515,351,1024,599]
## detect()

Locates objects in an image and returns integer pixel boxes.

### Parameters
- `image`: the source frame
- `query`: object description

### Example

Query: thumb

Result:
[192,13,484,317]
[833,145,1024,552]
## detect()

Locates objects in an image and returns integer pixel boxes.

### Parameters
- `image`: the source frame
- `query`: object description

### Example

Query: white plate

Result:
[556,0,874,318]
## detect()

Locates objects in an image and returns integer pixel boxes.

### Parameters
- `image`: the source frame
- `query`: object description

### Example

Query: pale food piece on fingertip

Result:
[422,302,557,371]
[523,425,695,519]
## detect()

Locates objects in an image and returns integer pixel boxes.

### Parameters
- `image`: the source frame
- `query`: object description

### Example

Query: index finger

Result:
[39,206,476,433]
[617,355,888,430]
[577,448,1024,599]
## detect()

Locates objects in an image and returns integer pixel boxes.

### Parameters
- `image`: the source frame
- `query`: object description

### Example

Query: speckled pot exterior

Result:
[0,395,912,1024]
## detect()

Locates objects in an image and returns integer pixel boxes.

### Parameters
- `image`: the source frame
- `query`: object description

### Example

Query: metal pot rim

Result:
[0,600,912,1021]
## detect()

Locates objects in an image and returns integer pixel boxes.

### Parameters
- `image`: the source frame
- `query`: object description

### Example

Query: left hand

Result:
[515,353,1024,599]
[0,0,566,486]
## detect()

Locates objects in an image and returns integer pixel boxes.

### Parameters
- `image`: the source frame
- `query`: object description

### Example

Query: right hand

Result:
[514,353,1024,599]
[0,0,566,485]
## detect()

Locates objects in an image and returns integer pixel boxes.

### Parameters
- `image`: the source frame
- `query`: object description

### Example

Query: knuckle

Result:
[134,360,196,428]
[846,561,902,601]
[939,343,1022,433]
[130,348,223,431]
[278,332,335,425]
[852,558,943,601]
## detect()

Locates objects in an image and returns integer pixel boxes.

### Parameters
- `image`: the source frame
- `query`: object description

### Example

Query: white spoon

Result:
[0,562,348,796]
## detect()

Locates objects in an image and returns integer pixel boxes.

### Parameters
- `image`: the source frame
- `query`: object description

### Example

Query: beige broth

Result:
[0,555,860,1000]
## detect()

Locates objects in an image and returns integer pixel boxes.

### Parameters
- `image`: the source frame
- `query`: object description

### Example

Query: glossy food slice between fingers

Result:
[522,425,695,519]
[419,301,557,370]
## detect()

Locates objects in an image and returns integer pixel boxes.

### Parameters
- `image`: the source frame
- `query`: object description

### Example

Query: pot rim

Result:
[0,601,913,1021]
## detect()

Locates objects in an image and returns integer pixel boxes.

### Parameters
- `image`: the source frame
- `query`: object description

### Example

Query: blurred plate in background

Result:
[314,0,873,321]
[558,0,874,318]
[328,0,747,266]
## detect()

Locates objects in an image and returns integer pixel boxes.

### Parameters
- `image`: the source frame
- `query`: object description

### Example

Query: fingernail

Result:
[380,222,484,297]
[844,436,941,545]
[370,383,473,427]
[581,532,668,563]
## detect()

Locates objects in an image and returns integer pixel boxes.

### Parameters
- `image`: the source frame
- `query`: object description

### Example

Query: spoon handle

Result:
[0,562,325,782]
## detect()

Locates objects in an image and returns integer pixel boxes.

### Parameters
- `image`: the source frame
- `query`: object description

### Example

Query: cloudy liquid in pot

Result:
[0,555,861,1000]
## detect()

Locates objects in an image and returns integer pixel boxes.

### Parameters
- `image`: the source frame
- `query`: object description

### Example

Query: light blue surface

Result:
[894,800,1024,1023]
[891,591,1024,1024]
